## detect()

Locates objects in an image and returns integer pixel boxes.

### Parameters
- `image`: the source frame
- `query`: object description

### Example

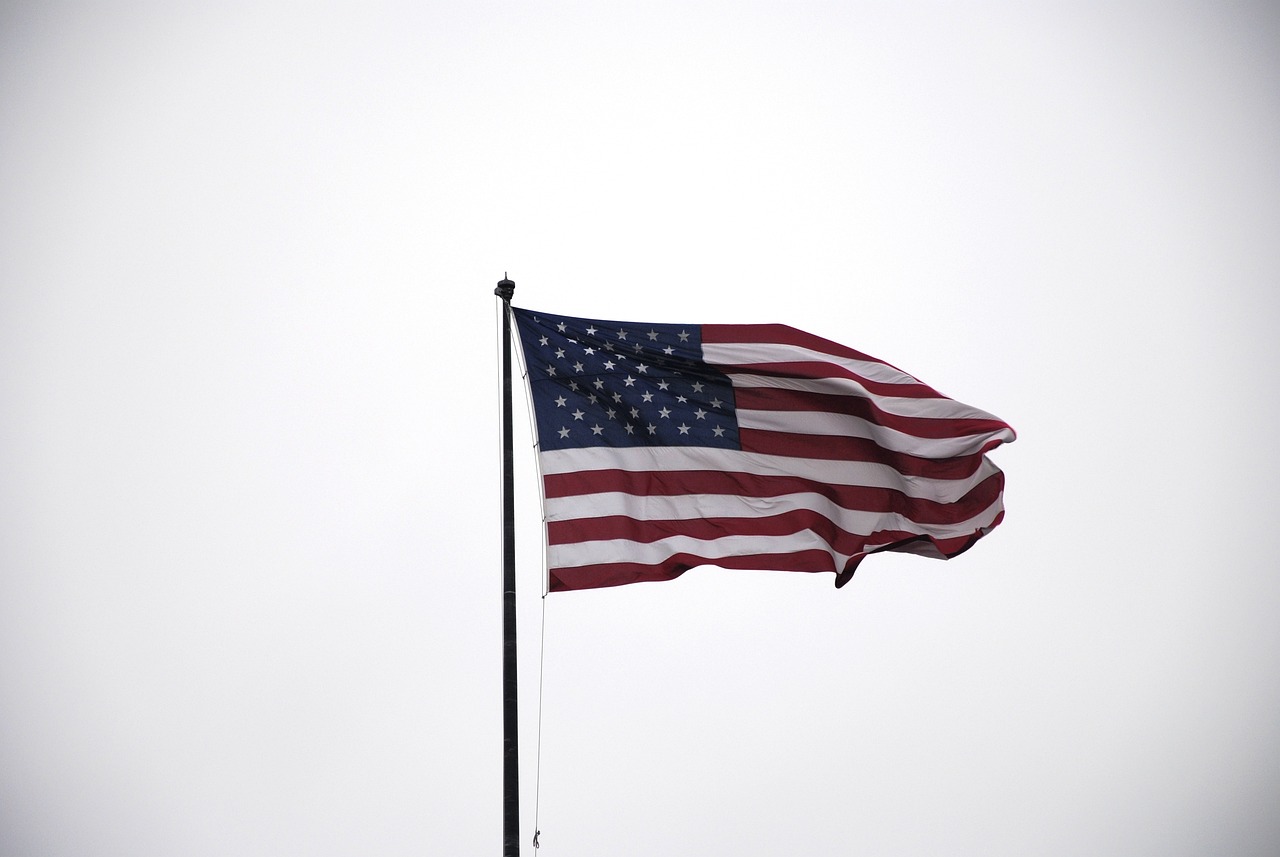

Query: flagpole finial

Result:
[495,274,515,301]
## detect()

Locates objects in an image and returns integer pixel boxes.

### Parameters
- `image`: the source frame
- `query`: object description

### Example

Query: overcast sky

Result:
[2,2,1279,855]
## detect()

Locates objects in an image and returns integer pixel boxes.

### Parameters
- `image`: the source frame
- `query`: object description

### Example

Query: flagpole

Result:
[494,274,519,857]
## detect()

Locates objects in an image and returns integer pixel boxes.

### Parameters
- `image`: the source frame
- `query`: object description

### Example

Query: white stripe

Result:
[547,501,998,573]
[539,446,1002,502]
[726,372,1006,422]
[545,490,1003,538]
[550,531,859,571]
[703,341,920,386]
[735,408,1013,458]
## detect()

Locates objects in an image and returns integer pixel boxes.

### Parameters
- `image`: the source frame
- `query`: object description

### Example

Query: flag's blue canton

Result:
[512,308,740,452]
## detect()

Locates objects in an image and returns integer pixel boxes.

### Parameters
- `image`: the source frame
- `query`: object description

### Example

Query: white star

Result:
[546,365,557,376]
[676,395,688,404]
[572,409,585,420]
[603,360,616,370]
[658,407,671,419]
[641,391,654,403]
[624,424,635,435]
[677,423,691,435]
[623,375,636,387]
[647,330,659,340]
[612,392,623,403]
[712,425,726,437]
[630,407,640,418]
[691,382,704,393]
[710,397,723,408]
[539,336,549,346]
[555,396,567,408]
[616,329,628,340]
[593,379,605,390]
[569,381,580,391]
[558,427,571,439]
[633,343,643,353]
[573,362,584,373]
[678,330,690,342]
[584,347,595,355]
[647,423,658,435]
[662,346,674,355]
[694,408,707,419]
[636,363,648,374]
[590,424,604,436]
[557,322,567,332]
[555,348,565,359]
[587,394,598,404]
[585,325,597,336]
[657,380,670,391]
[605,408,617,419]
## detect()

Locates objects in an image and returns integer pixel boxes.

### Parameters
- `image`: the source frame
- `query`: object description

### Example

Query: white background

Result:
[2,2,1278,855]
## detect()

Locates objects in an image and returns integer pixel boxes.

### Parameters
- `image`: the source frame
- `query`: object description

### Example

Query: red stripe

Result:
[737,428,987,477]
[719,359,941,399]
[733,386,1009,441]
[548,549,845,592]
[547,509,1000,556]
[702,323,908,373]
[544,469,1004,526]
[545,522,996,591]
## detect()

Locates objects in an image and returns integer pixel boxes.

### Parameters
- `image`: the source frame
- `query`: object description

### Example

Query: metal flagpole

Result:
[494,274,519,857]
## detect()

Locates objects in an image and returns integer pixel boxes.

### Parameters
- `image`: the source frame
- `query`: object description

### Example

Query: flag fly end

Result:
[835,560,859,588]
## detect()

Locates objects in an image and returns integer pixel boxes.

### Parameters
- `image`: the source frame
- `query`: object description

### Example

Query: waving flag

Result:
[511,307,1015,592]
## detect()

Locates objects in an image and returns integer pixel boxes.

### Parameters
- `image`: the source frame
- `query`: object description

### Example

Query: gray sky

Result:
[3,2,1279,855]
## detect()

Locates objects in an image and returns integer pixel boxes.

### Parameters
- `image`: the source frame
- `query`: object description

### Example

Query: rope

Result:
[506,300,550,850]
[532,593,547,849]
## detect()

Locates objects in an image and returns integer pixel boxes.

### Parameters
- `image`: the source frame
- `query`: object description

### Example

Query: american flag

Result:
[511,306,1015,592]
